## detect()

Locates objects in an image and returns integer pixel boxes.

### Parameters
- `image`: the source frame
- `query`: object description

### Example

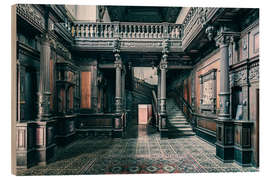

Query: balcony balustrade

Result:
[70,21,183,40]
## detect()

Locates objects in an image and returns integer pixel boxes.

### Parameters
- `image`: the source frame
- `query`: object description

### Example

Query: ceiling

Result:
[106,6,181,23]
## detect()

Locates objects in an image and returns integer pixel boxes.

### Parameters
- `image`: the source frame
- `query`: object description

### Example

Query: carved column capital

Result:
[159,59,168,70]
[162,39,169,55]
[114,53,122,70]
[214,26,240,48]
[113,38,121,54]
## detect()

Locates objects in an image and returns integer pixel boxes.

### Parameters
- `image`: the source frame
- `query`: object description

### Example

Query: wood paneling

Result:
[198,118,216,132]
[80,71,91,109]
[69,87,73,109]
[195,51,220,112]
[50,59,54,111]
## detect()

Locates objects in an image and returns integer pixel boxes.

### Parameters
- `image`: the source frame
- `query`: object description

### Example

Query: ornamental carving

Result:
[242,35,248,60]
[17,4,45,29]
[230,69,247,86]
[215,34,232,47]
[159,60,168,70]
[197,8,208,27]
[199,69,217,114]
[113,38,120,54]
[205,26,215,41]
[249,65,259,82]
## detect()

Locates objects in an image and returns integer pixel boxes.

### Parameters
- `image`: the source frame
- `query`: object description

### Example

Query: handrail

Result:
[179,96,193,114]
[151,90,159,128]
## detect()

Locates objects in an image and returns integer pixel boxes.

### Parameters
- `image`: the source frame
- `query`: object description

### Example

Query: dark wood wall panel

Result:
[50,59,54,111]
[69,87,73,109]
[197,118,216,132]
[80,71,91,109]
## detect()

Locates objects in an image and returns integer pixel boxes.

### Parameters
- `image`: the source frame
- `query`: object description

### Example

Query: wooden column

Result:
[215,27,239,162]
[35,34,56,165]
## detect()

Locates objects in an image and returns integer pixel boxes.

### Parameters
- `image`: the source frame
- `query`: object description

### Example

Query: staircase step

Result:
[168,118,186,121]
[169,124,191,128]
[170,126,193,131]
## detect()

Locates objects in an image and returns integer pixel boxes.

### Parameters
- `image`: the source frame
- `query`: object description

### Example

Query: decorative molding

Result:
[16,4,45,31]
[249,63,259,82]
[199,69,217,114]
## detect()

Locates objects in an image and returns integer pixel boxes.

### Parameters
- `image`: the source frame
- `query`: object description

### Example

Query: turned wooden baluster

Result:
[168,25,172,39]
[82,24,86,37]
[78,24,81,37]
[158,25,162,38]
[100,24,103,38]
[128,25,132,38]
[86,24,90,37]
[94,24,98,38]
[154,25,158,38]
[81,24,84,37]
[124,24,128,38]
[131,25,135,38]
[108,25,112,38]
[145,25,149,38]
[71,25,75,37]
[149,25,153,38]
[119,24,123,38]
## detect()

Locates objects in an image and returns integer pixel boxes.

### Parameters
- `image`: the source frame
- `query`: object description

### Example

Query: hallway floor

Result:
[17,125,258,175]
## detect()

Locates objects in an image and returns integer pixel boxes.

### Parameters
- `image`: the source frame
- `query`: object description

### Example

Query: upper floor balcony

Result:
[67,21,183,52]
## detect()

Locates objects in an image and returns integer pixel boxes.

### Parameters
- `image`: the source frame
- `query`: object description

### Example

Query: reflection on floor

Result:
[17,125,258,175]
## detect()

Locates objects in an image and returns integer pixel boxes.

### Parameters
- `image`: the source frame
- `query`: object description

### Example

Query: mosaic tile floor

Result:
[16,125,258,175]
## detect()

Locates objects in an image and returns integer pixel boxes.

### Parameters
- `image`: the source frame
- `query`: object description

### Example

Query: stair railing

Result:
[151,90,159,129]
[175,95,195,127]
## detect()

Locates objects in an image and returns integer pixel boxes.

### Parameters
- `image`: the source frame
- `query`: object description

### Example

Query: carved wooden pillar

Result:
[35,34,56,165]
[122,67,126,111]
[157,69,161,114]
[37,34,51,120]
[115,54,122,114]
[215,27,239,162]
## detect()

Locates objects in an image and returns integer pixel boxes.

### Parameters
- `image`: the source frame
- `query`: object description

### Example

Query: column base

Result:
[35,120,57,166]
[36,144,57,166]
[16,122,36,169]
[234,146,253,167]
[216,142,234,162]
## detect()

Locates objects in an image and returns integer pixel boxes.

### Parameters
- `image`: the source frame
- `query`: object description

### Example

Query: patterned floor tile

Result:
[16,125,258,175]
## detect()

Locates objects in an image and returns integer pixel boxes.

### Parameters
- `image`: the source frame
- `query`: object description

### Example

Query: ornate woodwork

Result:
[199,69,217,114]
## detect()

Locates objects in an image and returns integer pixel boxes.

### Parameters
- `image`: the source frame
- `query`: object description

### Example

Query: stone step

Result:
[168,131,196,137]
[168,118,187,122]
[168,117,186,120]
[169,123,190,128]
[170,126,193,131]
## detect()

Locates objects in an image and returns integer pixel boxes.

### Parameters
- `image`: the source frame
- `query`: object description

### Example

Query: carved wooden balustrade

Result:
[71,21,183,40]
